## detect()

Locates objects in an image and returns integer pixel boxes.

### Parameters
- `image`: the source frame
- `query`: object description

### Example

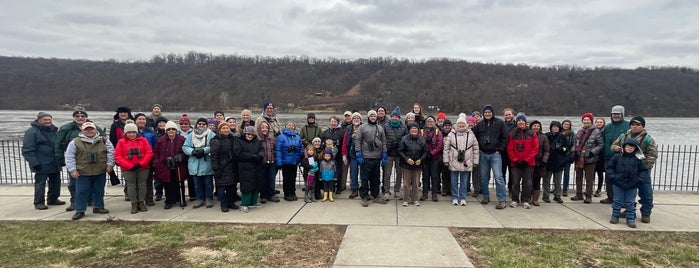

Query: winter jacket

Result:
[321,125,345,163]
[421,127,443,160]
[506,128,539,167]
[182,129,216,176]
[275,128,304,166]
[534,131,550,167]
[22,121,60,173]
[300,122,323,147]
[603,119,629,159]
[606,139,649,189]
[210,134,237,186]
[257,126,276,166]
[138,127,158,149]
[545,132,570,172]
[561,130,576,164]
[56,121,104,165]
[233,136,265,193]
[611,129,658,170]
[109,120,126,147]
[398,134,428,170]
[473,117,509,153]
[300,156,319,184]
[574,127,604,164]
[319,160,337,181]
[153,135,189,183]
[342,124,361,158]
[384,121,408,157]
[114,135,154,171]
[442,128,479,172]
[64,133,115,175]
[355,121,387,159]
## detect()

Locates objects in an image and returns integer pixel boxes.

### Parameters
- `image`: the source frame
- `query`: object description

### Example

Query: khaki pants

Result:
[575,163,596,197]
[402,168,421,203]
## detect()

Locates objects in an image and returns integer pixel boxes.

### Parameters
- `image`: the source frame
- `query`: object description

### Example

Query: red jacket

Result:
[153,135,190,183]
[115,136,153,171]
[507,128,539,167]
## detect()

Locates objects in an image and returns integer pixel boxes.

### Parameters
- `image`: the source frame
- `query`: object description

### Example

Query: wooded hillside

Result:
[1,53,696,116]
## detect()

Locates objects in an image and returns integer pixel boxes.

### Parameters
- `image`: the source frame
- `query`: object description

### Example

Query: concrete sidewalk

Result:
[2,185,698,268]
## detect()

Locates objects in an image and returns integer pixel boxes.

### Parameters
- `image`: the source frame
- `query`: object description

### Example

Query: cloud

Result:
[0,0,696,68]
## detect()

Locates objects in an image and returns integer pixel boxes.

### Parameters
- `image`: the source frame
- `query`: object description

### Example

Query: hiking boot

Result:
[138,202,148,212]
[554,196,563,203]
[610,217,619,224]
[373,197,387,204]
[583,197,592,204]
[92,208,109,214]
[627,220,637,228]
[522,202,531,209]
[205,200,214,208]
[419,193,428,201]
[164,203,173,210]
[495,201,507,210]
[542,196,551,203]
[131,203,139,214]
[432,193,438,202]
[34,204,48,210]
[599,198,612,204]
[228,203,240,209]
[361,198,369,207]
[47,199,66,205]
[268,196,280,202]
[304,194,312,203]
[221,206,229,212]
[593,190,601,197]
[349,190,359,199]
[531,190,540,206]
[155,195,162,201]
[145,200,155,206]
[291,195,299,201]
[66,204,75,211]
[562,189,568,197]
[284,196,295,201]
[480,197,490,205]
[72,212,85,220]
[570,194,584,201]
[193,200,205,208]
[641,215,651,223]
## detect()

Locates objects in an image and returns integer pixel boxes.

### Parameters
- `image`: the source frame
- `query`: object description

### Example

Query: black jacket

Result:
[385,121,408,157]
[398,134,428,170]
[210,134,237,186]
[545,132,570,172]
[473,117,508,153]
[233,136,265,193]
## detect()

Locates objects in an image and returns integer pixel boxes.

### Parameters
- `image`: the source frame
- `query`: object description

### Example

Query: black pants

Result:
[511,166,533,203]
[164,171,183,205]
[532,165,546,190]
[422,158,441,194]
[146,168,154,202]
[324,181,334,193]
[360,158,381,199]
[502,153,513,192]
[281,165,298,197]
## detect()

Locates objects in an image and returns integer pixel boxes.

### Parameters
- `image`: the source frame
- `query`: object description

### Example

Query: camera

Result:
[287,145,298,153]
[482,136,490,144]
[88,152,98,163]
[516,144,524,152]
[367,142,376,151]
[457,150,466,162]
[166,157,176,169]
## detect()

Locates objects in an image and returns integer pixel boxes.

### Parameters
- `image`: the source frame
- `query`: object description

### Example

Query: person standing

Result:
[64,122,114,220]
[115,122,154,214]
[238,109,255,133]
[320,116,346,194]
[22,112,64,210]
[234,126,265,213]
[600,105,630,204]
[276,121,304,201]
[473,105,509,209]
[593,117,607,197]
[257,121,279,203]
[607,139,649,228]
[411,103,426,130]
[355,110,388,207]
[506,114,538,209]
[399,123,428,207]
[183,117,216,208]
[544,121,570,203]
[571,113,604,204]
[443,116,479,206]
[300,113,323,147]
[209,123,239,212]
[382,107,407,200]
[560,119,576,196]
[153,121,189,209]
[611,116,657,224]
[529,120,549,206]
[466,116,482,197]
[342,113,363,199]
[146,104,164,129]
[502,108,516,194]
[109,106,133,147]
[376,105,388,127]
[256,101,282,136]
[420,116,444,202]
[134,113,157,206]
[440,119,453,197]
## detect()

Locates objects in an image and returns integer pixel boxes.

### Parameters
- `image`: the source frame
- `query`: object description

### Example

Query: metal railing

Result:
[1,140,697,191]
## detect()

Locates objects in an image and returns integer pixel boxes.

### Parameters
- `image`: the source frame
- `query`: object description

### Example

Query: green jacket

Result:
[55,121,104,165]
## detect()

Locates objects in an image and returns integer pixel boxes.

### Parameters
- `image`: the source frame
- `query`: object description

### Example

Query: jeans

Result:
[382,156,402,193]
[638,179,654,216]
[217,185,236,208]
[75,174,106,212]
[480,152,506,202]
[562,163,571,191]
[450,171,470,201]
[68,171,93,204]
[349,157,359,190]
[33,172,61,205]
[154,180,164,197]
[612,185,637,220]
[360,158,381,199]
[261,165,278,199]
[193,175,214,201]
[421,157,442,194]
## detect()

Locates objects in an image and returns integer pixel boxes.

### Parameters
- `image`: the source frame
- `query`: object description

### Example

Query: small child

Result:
[301,145,318,203]
[606,139,649,228]
[324,139,338,157]
[319,148,337,202]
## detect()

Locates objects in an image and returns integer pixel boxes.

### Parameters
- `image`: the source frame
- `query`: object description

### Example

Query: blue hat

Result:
[515,113,527,123]
[390,106,401,118]
[483,105,494,113]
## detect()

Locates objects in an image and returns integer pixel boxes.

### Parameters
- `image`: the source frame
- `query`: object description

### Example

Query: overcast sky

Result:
[1,0,697,68]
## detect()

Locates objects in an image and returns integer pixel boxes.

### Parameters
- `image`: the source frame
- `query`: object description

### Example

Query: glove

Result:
[193,149,205,158]
[174,154,182,163]
[515,160,527,168]
[380,152,387,166]
[415,159,422,166]
[343,155,348,165]
[32,164,41,172]
[58,159,66,167]
[586,152,593,158]
[407,158,415,165]
[356,151,364,165]
[131,163,142,171]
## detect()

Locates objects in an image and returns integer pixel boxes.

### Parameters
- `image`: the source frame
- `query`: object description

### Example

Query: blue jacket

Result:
[139,127,158,149]
[182,129,216,176]
[605,139,649,189]
[22,121,60,173]
[276,128,303,166]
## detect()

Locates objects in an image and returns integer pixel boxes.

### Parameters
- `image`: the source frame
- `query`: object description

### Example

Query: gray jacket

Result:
[354,122,387,159]
[575,127,604,164]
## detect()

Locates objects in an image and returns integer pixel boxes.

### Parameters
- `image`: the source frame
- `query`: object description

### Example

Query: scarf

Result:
[192,129,211,148]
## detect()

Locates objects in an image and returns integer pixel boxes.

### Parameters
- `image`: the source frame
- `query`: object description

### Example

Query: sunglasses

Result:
[166,128,177,131]
[179,123,189,125]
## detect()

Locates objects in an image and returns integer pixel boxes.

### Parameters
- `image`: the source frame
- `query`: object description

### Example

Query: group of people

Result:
[22,102,657,227]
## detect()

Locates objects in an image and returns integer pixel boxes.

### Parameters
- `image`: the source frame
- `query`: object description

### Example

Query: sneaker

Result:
[92,208,109,214]
[260,198,267,204]
[419,193,428,201]
[452,199,458,206]
[268,196,280,202]
[553,197,564,203]
[240,206,249,213]
[593,190,601,197]
[383,193,390,201]
[205,200,214,208]
[459,200,467,206]
[65,204,75,211]
[610,217,619,224]
[402,201,409,207]
[394,191,402,199]
[414,201,421,207]
[627,220,637,228]
[155,195,162,201]
[510,201,518,208]
[349,190,359,199]
[495,202,507,210]
[221,207,229,212]
[583,197,592,204]
[192,200,205,208]
[34,204,48,210]
[372,197,387,204]
[47,200,66,205]
[522,202,531,209]
[361,198,369,207]
[72,212,85,220]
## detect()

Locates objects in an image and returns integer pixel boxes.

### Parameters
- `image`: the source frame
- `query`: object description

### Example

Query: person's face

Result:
[166,127,177,138]
[118,112,129,120]
[483,110,493,120]
[242,112,251,121]
[325,140,334,148]
[157,121,166,129]
[179,122,190,131]
[306,148,315,156]
[437,118,445,125]
[152,106,161,116]
[227,119,236,129]
[551,125,560,133]
[562,122,571,130]
[286,123,295,131]
[413,105,421,114]
[595,119,605,130]
[83,127,98,137]
[38,117,52,127]
[208,124,217,132]
[426,120,435,128]
[409,127,419,135]
[308,117,315,124]
[457,122,466,130]
[630,122,643,134]
[443,125,452,132]
[245,133,254,140]
[516,120,526,129]
[352,116,361,125]
[390,115,399,122]
[313,140,321,148]
[265,105,274,116]
[73,114,87,124]
[135,116,147,127]
[126,131,138,139]
[219,125,231,136]
[344,114,351,123]
[467,121,475,128]
[261,123,269,135]
[329,118,338,127]
[531,123,541,133]
[368,114,377,122]
[504,110,514,122]
[475,114,482,121]
[582,117,592,127]
[324,154,332,161]
[377,109,386,117]
[196,121,207,130]
[611,113,622,122]
[624,144,635,154]
[215,113,224,121]
[406,117,415,124]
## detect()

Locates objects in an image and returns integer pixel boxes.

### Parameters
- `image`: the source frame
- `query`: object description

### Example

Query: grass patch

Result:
[450,228,699,268]
[0,221,344,268]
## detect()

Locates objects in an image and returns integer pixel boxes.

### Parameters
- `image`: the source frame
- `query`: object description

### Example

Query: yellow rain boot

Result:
[329,192,334,202]
[322,192,328,202]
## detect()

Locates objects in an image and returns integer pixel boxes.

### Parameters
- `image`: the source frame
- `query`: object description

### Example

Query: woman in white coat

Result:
[443,116,479,206]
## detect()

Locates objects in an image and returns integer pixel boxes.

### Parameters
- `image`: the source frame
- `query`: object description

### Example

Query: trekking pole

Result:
[177,168,185,210]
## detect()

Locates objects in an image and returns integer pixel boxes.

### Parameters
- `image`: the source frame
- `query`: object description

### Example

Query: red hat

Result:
[179,114,190,124]
[437,112,447,120]
[581,113,594,122]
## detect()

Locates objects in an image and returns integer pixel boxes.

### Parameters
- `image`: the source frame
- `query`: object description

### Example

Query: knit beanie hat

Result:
[426,116,436,122]
[472,111,482,117]
[124,123,138,133]
[456,116,467,125]
[156,117,168,124]
[179,114,191,124]
[207,118,217,125]
[467,116,477,125]
[312,137,322,144]
[408,123,419,130]
[351,112,362,121]
[72,106,88,117]
[307,113,315,119]
[152,104,162,110]
[36,112,52,119]
[376,105,386,113]
[405,112,415,119]
[367,110,377,117]
[529,120,542,130]
[390,106,401,118]
[437,112,447,120]
[515,113,527,123]
[263,101,274,109]
[550,120,562,131]
[581,113,594,122]
[243,126,256,134]
[323,148,333,156]
[483,105,494,113]
[630,116,645,127]
[165,121,178,130]
[196,117,208,125]
[443,119,452,126]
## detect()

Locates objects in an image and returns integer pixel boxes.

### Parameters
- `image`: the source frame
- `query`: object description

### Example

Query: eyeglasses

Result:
[166,128,177,131]
[73,115,86,118]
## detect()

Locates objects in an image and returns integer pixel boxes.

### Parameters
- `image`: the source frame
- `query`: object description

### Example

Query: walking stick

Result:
[177,167,185,209]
